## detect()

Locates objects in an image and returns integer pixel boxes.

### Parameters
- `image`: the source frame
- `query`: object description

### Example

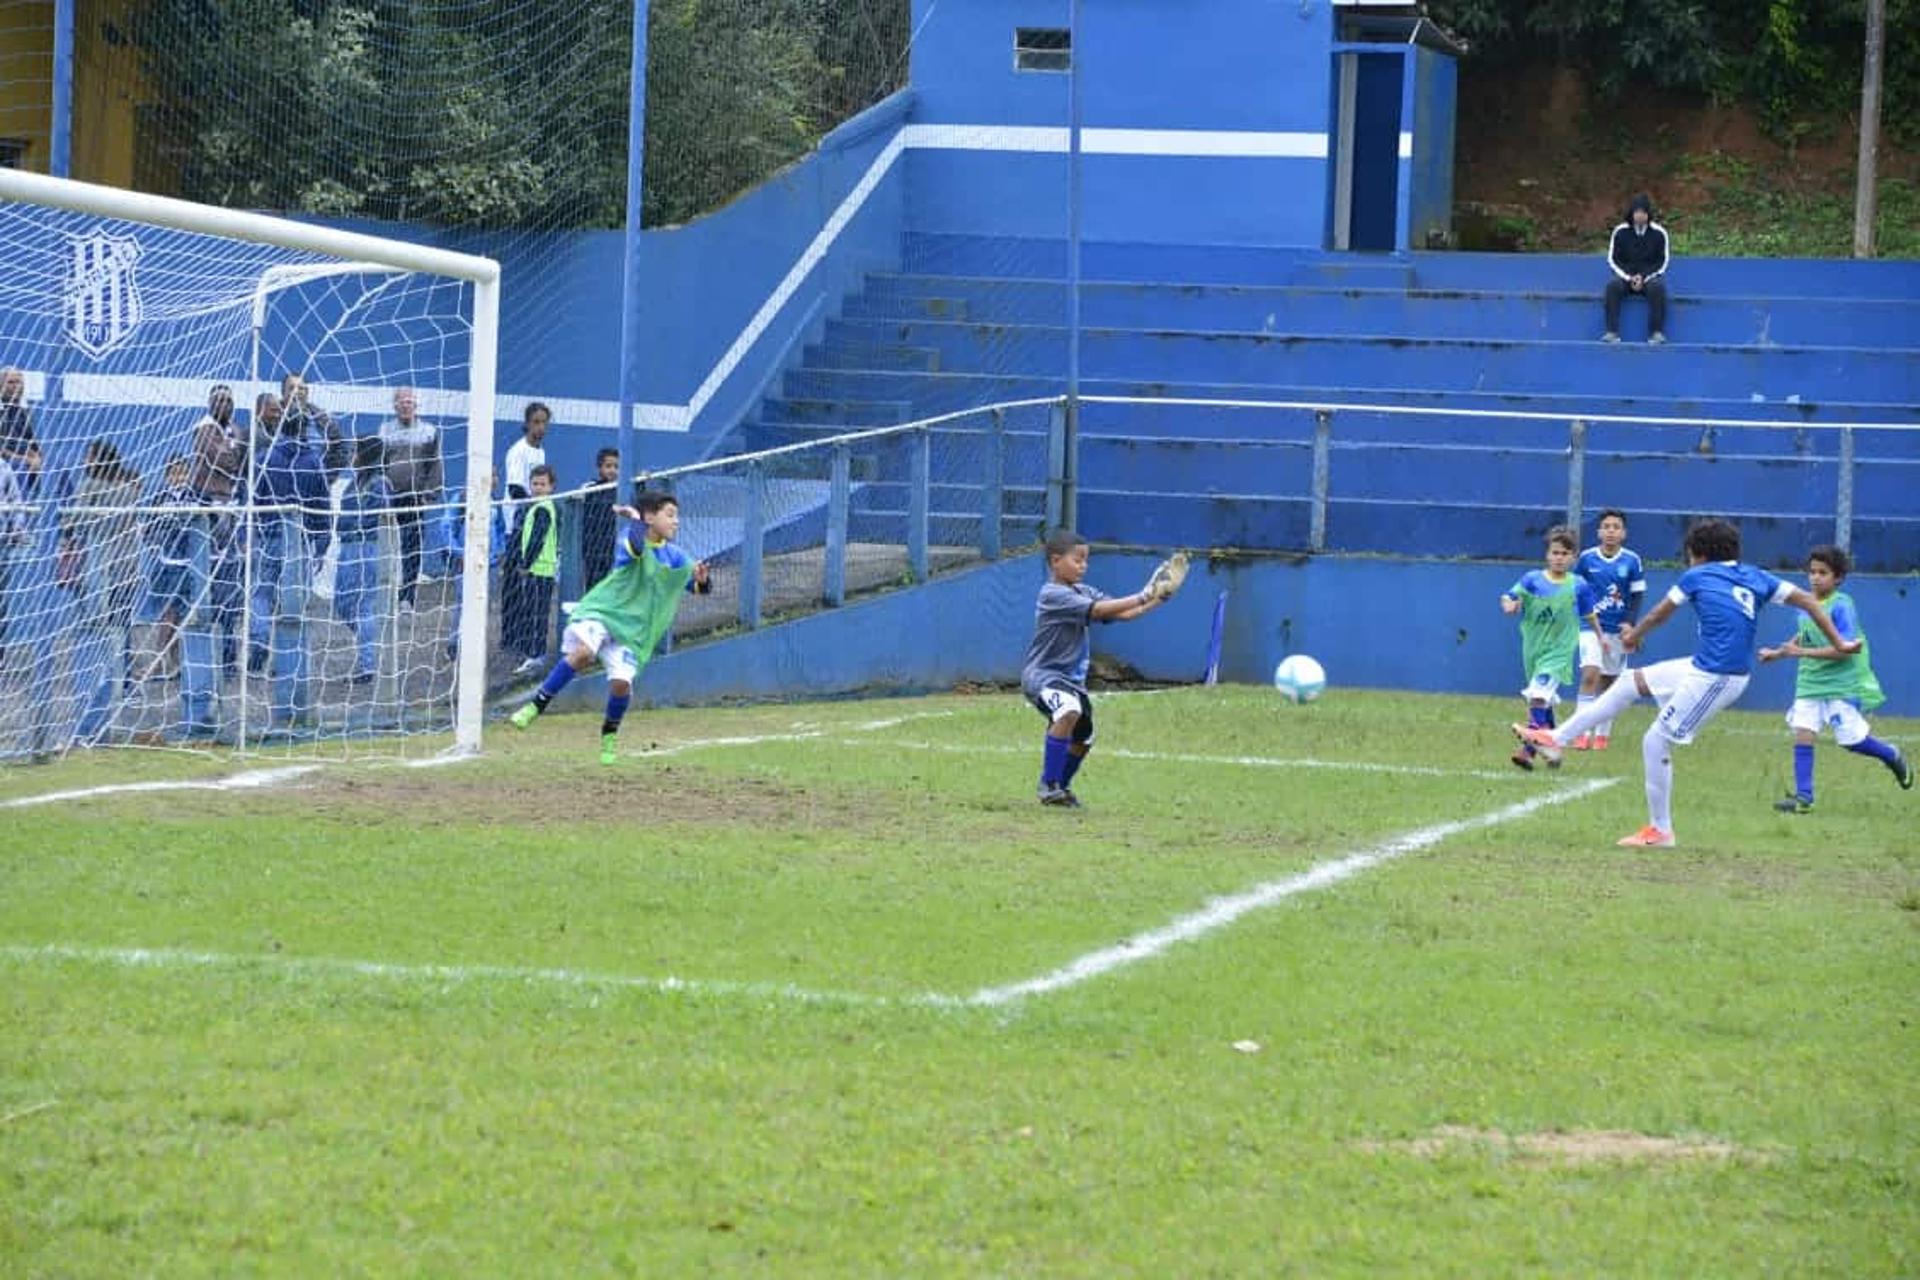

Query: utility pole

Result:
[1853,0,1885,257]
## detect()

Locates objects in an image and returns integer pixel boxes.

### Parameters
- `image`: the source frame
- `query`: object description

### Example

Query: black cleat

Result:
[1037,784,1073,806]
[1510,750,1535,773]
[1773,793,1813,814]
[1893,749,1915,791]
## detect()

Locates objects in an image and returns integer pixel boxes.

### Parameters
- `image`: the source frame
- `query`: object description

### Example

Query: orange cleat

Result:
[1592,734,1611,751]
[1570,733,1592,751]
[1615,825,1675,848]
[1510,723,1563,765]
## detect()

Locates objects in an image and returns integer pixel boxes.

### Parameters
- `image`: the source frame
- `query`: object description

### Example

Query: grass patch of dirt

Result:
[1358,1126,1771,1166]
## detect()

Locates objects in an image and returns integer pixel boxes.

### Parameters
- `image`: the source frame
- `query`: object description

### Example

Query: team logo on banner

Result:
[65,231,145,358]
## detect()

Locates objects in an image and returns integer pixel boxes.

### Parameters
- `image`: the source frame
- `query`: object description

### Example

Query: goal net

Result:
[0,169,499,763]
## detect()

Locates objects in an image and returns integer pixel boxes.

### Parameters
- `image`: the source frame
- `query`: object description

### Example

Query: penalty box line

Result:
[0,779,1618,1010]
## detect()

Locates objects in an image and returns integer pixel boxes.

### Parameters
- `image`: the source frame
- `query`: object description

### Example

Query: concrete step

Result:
[780,369,1920,440]
[903,232,1920,299]
[760,397,913,426]
[817,317,1920,404]
[849,274,1920,349]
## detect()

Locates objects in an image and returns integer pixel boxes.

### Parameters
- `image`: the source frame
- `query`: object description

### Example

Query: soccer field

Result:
[3,686,1916,1275]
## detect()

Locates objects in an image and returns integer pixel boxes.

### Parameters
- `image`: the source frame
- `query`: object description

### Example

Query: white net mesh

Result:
[0,197,485,760]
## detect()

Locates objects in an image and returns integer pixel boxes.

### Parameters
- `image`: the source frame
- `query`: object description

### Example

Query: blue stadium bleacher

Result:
[724,234,1920,572]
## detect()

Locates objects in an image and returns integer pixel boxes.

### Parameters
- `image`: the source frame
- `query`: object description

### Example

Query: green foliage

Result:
[1667,152,1920,257]
[641,0,910,227]
[1430,0,1920,141]
[128,0,909,229]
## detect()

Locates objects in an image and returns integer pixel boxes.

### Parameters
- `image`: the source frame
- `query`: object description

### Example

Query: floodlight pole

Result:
[51,0,73,176]
[617,0,653,491]
[1063,0,1084,531]
[1853,0,1885,258]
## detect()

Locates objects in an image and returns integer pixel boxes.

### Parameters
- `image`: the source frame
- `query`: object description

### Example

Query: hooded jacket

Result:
[1608,194,1669,282]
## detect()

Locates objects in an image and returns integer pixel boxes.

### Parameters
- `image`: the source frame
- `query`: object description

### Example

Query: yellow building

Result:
[0,1,155,190]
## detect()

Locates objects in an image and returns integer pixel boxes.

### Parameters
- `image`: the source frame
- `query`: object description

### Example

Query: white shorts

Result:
[1786,698,1870,746]
[1579,630,1628,677]
[1641,658,1749,745]
[1519,672,1563,705]
[561,618,639,685]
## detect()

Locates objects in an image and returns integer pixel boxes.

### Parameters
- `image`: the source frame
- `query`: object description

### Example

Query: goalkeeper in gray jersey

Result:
[1020,529,1186,807]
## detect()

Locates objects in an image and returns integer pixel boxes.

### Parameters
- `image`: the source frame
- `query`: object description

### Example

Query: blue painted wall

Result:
[631,91,912,460]
[1410,49,1457,249]
[905,0,1339,246]
[558,549,1920,719]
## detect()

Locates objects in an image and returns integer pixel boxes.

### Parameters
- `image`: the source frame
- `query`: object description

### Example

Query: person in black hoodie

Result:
[1603,193,1670,344]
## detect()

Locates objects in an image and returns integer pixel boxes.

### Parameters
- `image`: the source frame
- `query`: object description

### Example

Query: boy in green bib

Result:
[1759,544,1911,812]
[509,490,711,764]
[1500,525,1603,771]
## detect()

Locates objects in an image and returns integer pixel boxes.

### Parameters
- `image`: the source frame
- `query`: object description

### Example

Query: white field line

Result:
[627,710,956,759]
[834,737,1524,781]
[637,731,824,758]
[3,780,1617,1010]
[0,765,322,810]
[961,777,1621,1007]
[403,748,481,770]
[0,944,894,1008]
[848,710,957,732]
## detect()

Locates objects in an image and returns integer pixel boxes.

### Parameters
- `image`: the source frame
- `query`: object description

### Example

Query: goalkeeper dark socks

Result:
[1041,734,1070,788]
[532,661,576,710]
[1061,747,1086,788]
[603,693,630,738]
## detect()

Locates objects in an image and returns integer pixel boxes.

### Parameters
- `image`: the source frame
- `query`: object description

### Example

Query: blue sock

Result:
[1041,734,1071,788]
[1847,735,1900,767]
[1522,703,1551,756]
[1793,742,1815,801]
[1061,748,1087,788]
[602,693,630,738]
[531,660,576,710]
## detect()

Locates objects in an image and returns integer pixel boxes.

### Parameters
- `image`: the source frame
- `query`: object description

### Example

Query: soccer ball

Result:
[1272,654,1327,704]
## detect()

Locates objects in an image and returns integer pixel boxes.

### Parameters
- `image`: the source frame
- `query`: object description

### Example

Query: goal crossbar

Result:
[2,169,502,756]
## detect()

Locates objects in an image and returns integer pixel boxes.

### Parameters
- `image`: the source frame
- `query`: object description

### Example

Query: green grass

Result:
[3,687,1917,1275]
[1667,152,1920,259]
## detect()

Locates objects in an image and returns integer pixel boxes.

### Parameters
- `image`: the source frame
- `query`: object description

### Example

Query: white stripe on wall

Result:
[31,124,1335,438]
[57,373,624,431]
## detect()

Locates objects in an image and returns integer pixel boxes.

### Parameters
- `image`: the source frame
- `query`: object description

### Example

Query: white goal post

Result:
[0,168,502,757]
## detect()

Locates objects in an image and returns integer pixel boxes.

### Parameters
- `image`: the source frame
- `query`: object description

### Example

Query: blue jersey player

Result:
[1517,518,1857,848]
[1570,508,1645,751]
[1021,529,1171,807]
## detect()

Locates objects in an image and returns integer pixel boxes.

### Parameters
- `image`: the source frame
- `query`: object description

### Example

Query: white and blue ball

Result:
[1272,654,1327,704]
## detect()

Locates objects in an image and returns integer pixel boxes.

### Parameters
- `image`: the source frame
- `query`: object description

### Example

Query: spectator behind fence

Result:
[0,451,25,666]
[333,437,394,686]
[1603,193,1670,345]
[378,385,441,611]
[0,366,42,494]
[57,441,143,745]
[252,391,283,463]
[580,447,621,590]
[131,456,221,738]
[504,463,559,674]
[504,401,549,502]
[188,384,247,503]
[280,371,349,474]
[250,412,331,731]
